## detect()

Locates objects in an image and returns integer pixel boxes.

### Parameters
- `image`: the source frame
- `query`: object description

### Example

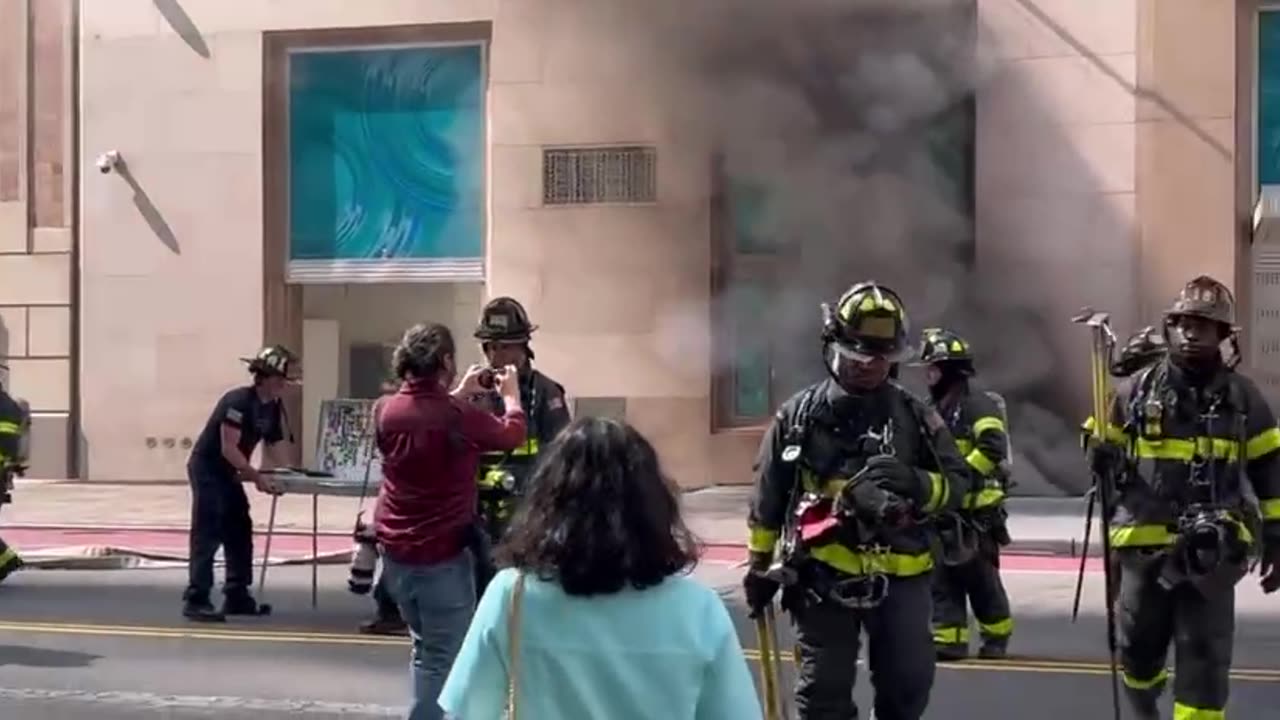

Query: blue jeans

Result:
[382,550,476,720]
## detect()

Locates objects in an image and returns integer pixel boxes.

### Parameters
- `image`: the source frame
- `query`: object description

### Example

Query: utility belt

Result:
[1155,505,1251,590]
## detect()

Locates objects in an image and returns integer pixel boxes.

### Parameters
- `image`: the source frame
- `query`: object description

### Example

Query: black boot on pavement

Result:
[222,591,263,616]
[183,596,226,623]
[977,637,1009,659]
[935,643,968,662]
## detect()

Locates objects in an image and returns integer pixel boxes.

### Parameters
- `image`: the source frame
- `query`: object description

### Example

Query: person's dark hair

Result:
[496,417,700,596]
[392,323,455,380]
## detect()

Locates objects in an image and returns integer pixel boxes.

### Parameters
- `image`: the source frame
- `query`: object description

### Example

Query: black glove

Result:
[836,477,910,526]
[1260,526,1280,594]
[861,454,925,505]
[1087,441,1124,479]
[743,552,780,618]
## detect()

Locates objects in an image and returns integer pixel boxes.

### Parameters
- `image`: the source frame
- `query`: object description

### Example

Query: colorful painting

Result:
[313,399,383,487]
[1261,13,1280,186]
[287,43,485,278]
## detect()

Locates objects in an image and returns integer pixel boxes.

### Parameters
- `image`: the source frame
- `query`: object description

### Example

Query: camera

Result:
[347,514,377,595]
[478,367,497,390]
[95,150,121,174]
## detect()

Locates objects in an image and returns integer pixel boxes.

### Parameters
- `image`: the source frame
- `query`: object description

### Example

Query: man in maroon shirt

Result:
[374,322,526,720]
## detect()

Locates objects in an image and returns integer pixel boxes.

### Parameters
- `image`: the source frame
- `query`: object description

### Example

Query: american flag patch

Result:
[226,408,243,423]
[548,397,564,411]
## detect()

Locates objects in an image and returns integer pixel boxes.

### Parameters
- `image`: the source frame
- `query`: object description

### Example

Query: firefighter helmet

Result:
[475,297,538,342]
[822,281,911,361]
[1110,325,1167,377]
[242,345,298,379]
[1165,275,1236,328]
[914,328,974,367]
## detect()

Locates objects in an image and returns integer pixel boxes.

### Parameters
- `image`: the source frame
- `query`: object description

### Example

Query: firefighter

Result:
[744,281,972,720]
[912,328,1014,661]
[471,297,571,595]
[0,363,28,584]
[183,345,297,622]
[1085,276,1280,720]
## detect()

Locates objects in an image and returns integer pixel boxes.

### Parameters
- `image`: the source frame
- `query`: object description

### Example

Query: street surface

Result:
[0,561,1276,718]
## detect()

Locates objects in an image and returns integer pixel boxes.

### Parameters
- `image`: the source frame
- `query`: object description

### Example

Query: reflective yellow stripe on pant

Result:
[1173,702,1223,720]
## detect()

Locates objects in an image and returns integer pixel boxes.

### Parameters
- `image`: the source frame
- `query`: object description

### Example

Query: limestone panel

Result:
[490,80,665,147]
[977,111,1135,195]
[82,31,259,95]
[32,227,71,253]
[27,412,70,479]
[709,429,764,486]
[625,397,711,489]
[0,0,23,201]
[7,357,70,412]
[978,0,1137,61]
[0,307,27,357]
[114,0,499,34]
[983,54,1136,127]
[0,253,71,305]
[491,0,549,84]
[1136,118,1236,316]
[31,0,68,228]
[490,145,543,211]
[1136,0,1235,122]
[79,0,162,39]
[534,332,705,400]
[0,201,26,252]
[27,305,70,357]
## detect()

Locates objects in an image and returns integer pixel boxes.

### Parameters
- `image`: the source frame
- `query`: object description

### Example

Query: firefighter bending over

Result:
[743,281,972,720]
[0,363,28,583]
[1085,275,1280,720]
[912,328,1014,661]
[471,297,571,596]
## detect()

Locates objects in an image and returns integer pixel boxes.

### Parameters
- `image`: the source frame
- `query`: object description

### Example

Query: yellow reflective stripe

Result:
[808,544,933,577]
[1246,427,1280,460]
[477,468,509,489]
[1083,416,1127,443]
[1173,702,1224,720]
[0,421,19,434]
[955,438,973,455]
[922,471,947,513]
[964,486,1005,510]
[1133,437,1239,462]
[509,438,539,456]
[933,625,969,644]
[1111,524,1176,547]
[972,416,1004,436]
[748,527,779,554]
[1262,498,1280,521]
[979,617,1013,638]
[965,448,997,476]
[1122,668,1169,690]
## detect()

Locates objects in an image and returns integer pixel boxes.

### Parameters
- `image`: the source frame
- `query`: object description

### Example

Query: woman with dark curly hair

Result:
[439,417,761,719]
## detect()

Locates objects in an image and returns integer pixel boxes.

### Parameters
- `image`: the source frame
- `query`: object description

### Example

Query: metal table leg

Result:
[258,494,279,602]
[311,493,319,609]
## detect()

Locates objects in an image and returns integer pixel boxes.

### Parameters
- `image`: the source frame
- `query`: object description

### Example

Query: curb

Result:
[14,545,356,571]
[4,523,355,538]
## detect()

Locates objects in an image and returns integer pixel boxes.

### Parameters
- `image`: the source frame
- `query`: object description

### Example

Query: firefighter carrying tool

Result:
[0,362,28,584]
[911,328,1015,661]
[744,281,972,720]
[1081,275,1280,720]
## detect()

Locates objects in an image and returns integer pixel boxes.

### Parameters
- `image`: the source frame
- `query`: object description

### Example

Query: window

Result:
[710,91,975,430]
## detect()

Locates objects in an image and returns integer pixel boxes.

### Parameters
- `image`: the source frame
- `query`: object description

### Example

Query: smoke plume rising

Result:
[609,0,1093,494]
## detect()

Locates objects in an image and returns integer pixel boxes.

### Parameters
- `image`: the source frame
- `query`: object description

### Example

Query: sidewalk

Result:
[2,480,1094,561]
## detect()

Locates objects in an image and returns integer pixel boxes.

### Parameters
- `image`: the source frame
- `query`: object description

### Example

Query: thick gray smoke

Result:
[612,0,1089,494]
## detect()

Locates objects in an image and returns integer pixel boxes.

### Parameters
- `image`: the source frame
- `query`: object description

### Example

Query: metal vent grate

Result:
[543,146,657,205]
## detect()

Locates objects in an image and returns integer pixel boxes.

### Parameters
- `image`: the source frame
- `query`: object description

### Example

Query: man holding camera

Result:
[1086,275,1280,720]
[470,297,571,596]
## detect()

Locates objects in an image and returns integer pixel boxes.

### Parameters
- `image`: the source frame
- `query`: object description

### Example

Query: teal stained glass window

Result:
[1260,13,1280,185]
[729,280,771,418]
[288,44,485,274]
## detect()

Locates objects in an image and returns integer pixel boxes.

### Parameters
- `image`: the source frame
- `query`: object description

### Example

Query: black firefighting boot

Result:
[977,636,1009,659]
[935,643,968,661]
[0,539,23,584]
[182,594,227,623]
[221,589,264,616]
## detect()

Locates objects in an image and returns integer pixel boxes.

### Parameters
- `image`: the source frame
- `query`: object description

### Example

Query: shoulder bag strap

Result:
[506,571,527,719]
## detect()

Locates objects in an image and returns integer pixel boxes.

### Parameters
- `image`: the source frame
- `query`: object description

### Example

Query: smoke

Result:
[620,0,1088,493]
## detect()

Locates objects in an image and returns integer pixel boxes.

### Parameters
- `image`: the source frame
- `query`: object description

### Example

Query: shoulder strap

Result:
[784,384,824,446]
[506,572,527,719]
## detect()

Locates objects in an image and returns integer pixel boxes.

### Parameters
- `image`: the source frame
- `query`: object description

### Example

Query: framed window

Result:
[709,101,975,430]
[1260,11,1280,187]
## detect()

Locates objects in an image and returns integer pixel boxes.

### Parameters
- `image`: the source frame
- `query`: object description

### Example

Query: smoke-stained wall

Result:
[596,0,1145,493]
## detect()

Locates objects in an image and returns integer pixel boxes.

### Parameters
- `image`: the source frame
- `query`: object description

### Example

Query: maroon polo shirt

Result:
[374,378,527,566]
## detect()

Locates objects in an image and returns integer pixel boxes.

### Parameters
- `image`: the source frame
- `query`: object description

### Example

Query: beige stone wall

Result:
[78,0,724,485]
[0,0,76,478]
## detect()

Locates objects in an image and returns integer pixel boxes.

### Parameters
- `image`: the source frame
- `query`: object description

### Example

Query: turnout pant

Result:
[184,468,254,602]
[1117,550,1237,719]
[932,537,1013,650]
[793,573,936,720]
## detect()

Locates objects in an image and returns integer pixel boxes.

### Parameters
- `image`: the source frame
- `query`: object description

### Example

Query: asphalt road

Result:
[0,561,1276,718]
